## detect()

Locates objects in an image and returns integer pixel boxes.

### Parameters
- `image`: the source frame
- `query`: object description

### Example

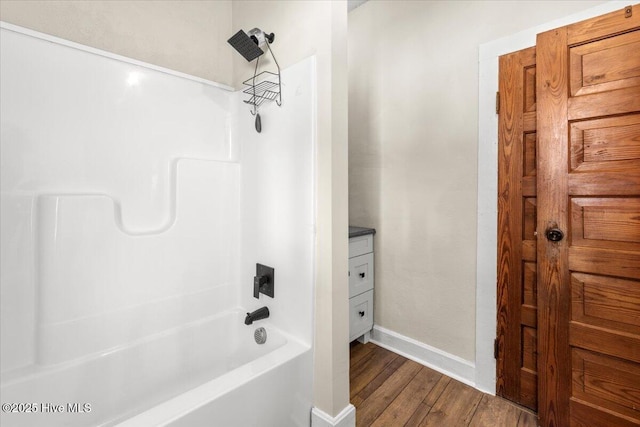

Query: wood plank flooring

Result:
[351,342,538,427]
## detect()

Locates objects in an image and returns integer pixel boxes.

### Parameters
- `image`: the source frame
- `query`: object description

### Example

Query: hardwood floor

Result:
[350,342,538,427]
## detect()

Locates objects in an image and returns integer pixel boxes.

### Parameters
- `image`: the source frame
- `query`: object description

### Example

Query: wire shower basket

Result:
[243,71,281,110]
[242,42,282,115]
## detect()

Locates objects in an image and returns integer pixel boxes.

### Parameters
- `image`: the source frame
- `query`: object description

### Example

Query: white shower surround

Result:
[0,22,316,426]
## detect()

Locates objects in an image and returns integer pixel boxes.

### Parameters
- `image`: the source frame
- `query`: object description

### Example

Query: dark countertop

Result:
[349,226,376,238]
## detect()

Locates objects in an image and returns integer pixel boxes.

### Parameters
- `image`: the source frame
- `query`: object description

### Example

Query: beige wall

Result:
[0,0,233,85]
[232,1,350,417]
[348,0,607,362]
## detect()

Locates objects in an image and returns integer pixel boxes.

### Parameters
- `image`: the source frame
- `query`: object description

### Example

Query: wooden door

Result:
[536,5,640,427]
[496,46,539,411]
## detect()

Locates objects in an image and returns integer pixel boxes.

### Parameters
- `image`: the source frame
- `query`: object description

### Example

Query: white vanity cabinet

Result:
[348,227,375,343]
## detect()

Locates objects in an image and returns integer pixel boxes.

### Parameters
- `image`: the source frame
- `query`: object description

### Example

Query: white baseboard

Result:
[311,404,355,427]
[370,325,476,388]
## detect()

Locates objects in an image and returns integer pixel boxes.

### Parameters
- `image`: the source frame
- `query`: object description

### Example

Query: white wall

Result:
[348,0,607,365]
[232,0,351,419]
[0,24,239,372]
[237,57,316,347]
[0,0,233,85]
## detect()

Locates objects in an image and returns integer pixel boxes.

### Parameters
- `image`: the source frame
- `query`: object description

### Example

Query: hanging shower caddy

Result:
[243,57,281,112]
[227,28,282,133]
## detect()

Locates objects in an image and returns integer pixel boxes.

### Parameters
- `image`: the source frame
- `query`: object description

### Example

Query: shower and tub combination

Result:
[0,22,316,426]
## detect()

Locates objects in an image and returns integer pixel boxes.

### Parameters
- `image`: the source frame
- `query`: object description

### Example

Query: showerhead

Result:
[227,28,275,62]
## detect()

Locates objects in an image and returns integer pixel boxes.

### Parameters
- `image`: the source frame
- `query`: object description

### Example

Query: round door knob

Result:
[359,272,366,278]
[545,228,564,242]
[359,311,365,317]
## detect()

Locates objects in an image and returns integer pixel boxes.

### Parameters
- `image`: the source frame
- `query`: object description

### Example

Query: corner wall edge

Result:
[311,404,356,427]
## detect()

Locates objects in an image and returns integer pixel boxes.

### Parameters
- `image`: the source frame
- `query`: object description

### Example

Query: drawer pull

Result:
[359,272,366,278]
[359,310,365,317]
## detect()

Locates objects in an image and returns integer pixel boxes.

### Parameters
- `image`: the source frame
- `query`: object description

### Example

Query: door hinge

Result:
[495,91,500,114]
[494,338,499,359]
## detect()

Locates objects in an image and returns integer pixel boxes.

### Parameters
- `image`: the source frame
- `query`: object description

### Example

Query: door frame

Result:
[475,0,632,394]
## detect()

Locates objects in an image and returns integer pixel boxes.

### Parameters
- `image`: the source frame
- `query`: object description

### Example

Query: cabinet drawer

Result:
[349,253,374,298]
[349,290,374,342]
[349,234,373,258]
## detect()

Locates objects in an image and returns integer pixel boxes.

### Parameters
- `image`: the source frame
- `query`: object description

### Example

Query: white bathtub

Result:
[0,309,312,427]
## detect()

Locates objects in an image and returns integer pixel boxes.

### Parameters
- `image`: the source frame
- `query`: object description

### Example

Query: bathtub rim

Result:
[115,330,310,427]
